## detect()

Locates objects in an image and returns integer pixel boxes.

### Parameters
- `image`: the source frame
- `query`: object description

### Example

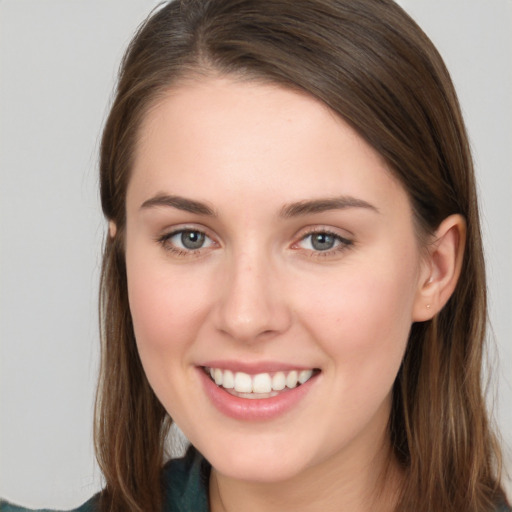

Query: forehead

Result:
[128,76,407,216]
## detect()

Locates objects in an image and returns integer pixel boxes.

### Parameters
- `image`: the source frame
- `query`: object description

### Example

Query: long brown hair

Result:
[95,1,507,510]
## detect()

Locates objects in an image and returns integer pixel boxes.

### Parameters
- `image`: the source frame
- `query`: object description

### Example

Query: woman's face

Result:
[124,77,429,483]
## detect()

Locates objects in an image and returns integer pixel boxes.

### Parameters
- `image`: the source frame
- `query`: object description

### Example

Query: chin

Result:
[212,452,308,483]
[194,428,323,484]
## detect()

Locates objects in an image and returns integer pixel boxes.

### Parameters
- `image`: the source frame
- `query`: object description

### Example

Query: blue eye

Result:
[159,229,215,253]
[176,230,206,249]
[297,231,352,253]
[309,232,337,251]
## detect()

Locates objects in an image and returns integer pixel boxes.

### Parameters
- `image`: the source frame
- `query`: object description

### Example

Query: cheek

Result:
[125,245,211,362]
[296,252,419,382]
[124,246,219,417]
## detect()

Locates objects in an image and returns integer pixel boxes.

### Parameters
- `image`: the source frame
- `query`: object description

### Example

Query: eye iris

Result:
[181,230,205,249]
[311,233,335,251]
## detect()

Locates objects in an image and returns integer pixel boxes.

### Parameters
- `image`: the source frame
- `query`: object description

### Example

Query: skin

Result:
[120,77,464,512]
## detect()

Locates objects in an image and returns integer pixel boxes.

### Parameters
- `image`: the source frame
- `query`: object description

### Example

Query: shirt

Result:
[1,449,510,512]
[0,447,209,512]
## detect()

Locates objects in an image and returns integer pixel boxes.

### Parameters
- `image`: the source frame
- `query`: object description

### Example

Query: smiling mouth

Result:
[203,367,321,399]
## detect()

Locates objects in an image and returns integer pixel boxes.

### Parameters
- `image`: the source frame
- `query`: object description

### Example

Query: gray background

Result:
[1,0,510,508]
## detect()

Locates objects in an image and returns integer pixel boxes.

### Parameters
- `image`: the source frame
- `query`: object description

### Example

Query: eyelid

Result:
[291,226,354,256]
[155,223,353,258]
[293,225,353,242]
[156,224,219,255]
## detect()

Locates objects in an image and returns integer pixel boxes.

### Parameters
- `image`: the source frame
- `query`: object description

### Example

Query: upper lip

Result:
[199,360,318,374]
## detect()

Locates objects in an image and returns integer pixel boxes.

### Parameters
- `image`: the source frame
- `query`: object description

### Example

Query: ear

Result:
[413,214,466,322]
[109,221,117,238]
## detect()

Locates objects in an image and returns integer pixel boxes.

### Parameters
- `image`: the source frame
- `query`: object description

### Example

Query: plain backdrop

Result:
[0,0,510,508]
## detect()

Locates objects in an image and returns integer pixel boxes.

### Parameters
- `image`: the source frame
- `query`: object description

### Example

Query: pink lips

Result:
[198,364,319,421]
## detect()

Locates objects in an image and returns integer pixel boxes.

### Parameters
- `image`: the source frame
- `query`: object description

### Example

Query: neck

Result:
[209,428,403,512]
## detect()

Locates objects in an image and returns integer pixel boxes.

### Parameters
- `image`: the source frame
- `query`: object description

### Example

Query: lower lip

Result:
[198,368,318,421]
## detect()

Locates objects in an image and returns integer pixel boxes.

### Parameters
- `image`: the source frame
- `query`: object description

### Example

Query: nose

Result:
[214,249,292,343]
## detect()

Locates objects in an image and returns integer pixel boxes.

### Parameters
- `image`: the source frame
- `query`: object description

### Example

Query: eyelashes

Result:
[157,228,217,256]
[293,229,353,256]
[157,226,353,259]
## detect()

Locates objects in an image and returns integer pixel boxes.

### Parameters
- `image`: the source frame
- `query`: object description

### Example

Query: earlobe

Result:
[109,221,117,238]
[413,214,466,322]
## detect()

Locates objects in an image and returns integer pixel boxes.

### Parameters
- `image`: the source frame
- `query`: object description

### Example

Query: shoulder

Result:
[0,448,209,512]
[161,445,210,512]
[0,495,98,512]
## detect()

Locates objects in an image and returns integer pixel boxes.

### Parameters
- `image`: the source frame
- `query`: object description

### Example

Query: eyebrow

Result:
[140,194,216,216]
[280,196,379,217]
[139,194,378,218]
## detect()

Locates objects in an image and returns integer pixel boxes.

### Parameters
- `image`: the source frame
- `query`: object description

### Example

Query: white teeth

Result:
[207,367,316,394]
[298,369,313,384]
[252,373,272,393]
[234,372,253,393]
[272,372,286,391]
[223,370,234,389]
[286,370,298,389]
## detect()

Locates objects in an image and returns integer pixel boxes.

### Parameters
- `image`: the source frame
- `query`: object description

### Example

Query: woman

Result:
[1,0,510,511]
